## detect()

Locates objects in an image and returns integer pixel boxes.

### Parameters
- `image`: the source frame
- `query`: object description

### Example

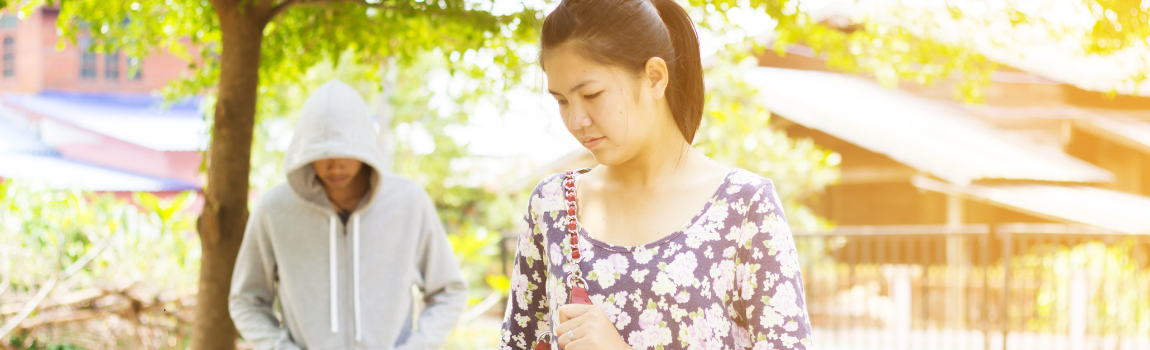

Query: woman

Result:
[499,0,812,348]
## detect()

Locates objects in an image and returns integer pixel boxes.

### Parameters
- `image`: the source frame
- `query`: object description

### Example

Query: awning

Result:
[1,91,207,151]
[1071,112,1150,156]
[0,153,199,192]
[746,67,1114,185]
[912,176,1150,235]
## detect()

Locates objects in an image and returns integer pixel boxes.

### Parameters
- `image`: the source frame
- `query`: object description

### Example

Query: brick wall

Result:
[0,7,190,94]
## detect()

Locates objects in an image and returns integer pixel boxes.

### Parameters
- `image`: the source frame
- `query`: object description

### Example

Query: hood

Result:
[283,79,386,212]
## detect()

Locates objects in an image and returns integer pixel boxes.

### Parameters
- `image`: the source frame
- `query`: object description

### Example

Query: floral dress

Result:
[499,169,812,350]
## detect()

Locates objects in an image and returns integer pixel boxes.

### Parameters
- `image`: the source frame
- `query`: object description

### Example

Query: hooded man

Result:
[229,80,468,350]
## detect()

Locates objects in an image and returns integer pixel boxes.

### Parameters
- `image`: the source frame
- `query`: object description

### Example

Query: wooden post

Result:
[946,194,965,332]
[981,228,991,350]
[1000,230,1012,350]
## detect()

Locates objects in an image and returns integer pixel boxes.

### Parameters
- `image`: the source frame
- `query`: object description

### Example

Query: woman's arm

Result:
[500,184,553,350]
[734,181,813,349]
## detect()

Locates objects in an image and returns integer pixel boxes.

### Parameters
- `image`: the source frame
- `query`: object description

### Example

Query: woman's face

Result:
[543,44,669,166]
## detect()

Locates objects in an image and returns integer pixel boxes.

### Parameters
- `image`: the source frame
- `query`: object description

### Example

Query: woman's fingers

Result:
[557,303,594,323]
[562,337,592,350]
[554,306,593,347]
[553,325,581,348]
[556,304,629,350]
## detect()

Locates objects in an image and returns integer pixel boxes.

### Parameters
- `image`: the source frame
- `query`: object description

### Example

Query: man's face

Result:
[312,158,364,189]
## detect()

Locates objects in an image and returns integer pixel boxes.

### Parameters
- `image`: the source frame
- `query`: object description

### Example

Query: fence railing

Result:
[795,224,1150,350]
[497,223,1150,349]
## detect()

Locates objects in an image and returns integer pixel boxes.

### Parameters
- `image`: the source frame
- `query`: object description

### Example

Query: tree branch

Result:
[267,0,403,19]
[349,0,403,10]
[10,283,195,332]
[0,288,108,316]
[267,0,302,19]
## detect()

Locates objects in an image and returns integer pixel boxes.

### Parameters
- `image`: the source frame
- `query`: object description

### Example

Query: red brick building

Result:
[0,7,188,94]
[0,7,203,193]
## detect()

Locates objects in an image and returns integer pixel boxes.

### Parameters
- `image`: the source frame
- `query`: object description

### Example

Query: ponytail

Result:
[541,0,706,143]
[652,0,704,143]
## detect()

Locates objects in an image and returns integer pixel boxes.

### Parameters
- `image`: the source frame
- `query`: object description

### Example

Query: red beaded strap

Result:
[563,170,580,259]
[562,169,592,305]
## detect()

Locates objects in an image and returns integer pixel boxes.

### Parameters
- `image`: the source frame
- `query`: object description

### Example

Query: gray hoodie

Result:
[229,80,468,350]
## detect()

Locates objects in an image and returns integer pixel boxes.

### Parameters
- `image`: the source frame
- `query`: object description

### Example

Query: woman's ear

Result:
[644,57,670,100]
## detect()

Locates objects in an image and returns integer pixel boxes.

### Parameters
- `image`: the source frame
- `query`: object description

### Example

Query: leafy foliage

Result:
[1081,0,1150,55]
[47,0,541,104]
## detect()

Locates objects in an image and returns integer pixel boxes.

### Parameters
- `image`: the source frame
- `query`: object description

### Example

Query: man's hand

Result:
[554,304,633,350]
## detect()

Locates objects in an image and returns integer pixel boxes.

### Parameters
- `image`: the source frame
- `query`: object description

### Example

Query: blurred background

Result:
[0,0,1148,349]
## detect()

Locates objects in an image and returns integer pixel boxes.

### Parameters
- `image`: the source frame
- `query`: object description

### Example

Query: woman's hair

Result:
[541,0,704,143]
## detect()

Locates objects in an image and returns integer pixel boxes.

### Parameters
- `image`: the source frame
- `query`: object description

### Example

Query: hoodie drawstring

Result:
[329,215,339,334]
[328,214,363,343]
[352,213,362,342]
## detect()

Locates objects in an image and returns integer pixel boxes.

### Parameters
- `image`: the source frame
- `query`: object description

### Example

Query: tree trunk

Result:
[192,1,268,349]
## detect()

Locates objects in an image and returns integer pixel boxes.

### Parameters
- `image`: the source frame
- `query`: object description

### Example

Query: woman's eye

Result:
[556,99,569,106]
[584,91,603,99]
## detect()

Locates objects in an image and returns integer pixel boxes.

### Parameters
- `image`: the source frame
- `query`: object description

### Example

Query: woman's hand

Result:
[554,304,632,350]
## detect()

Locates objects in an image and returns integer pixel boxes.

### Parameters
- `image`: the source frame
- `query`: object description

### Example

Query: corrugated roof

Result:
[0,91,206,151]
[747,67,1114,185]
[913,176,1150,235]
[0,153,199,192]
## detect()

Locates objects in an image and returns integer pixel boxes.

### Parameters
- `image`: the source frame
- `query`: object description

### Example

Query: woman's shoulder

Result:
[723,168,779,201]
[523,172,570,217]
[528,172,567,197]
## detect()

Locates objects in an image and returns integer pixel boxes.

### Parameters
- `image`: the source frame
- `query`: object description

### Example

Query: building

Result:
[0,7,203,194]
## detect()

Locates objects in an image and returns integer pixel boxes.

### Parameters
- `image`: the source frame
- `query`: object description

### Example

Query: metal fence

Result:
[796,224,1150,350]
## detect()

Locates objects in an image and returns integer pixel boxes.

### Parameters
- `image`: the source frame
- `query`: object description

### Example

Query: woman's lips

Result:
[582,137,605,149]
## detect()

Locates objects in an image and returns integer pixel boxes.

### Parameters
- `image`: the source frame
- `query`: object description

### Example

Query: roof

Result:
[975,42,1150,98]
[0,153,199,192]
[0,111,57,156]
[0,91,207,151]
[747,67,1114,185]
[1071,111,1150,155]
[945,104,1150,155]
[913,176,1150,235]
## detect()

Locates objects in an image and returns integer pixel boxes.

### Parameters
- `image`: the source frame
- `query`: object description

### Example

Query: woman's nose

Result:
[567,103,592,129]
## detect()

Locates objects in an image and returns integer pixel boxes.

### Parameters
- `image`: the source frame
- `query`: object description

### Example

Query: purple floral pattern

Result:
[499,169,812,350]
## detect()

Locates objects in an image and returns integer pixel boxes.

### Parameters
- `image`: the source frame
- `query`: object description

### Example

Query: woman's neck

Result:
[601,128,698,189]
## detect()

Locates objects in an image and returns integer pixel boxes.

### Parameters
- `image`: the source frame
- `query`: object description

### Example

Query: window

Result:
[105,51,119,80]
[2,37,12,78]
[80,52,97,79]
[0,15,17,29]
[127,57,142,80]
[79,37,96,79]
